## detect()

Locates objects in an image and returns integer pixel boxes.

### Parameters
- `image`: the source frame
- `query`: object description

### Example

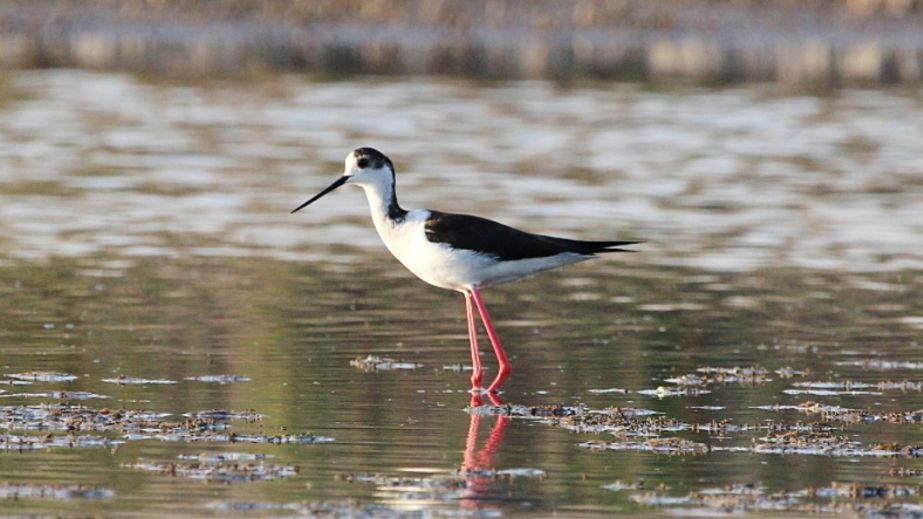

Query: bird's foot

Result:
[469,386,504,407]
[471,392,505,407]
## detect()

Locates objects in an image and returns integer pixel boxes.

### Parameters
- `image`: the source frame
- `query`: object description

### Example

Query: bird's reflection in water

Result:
[460,392,510,509]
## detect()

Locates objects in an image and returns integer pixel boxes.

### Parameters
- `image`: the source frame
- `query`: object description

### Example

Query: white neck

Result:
[354,175,406,232]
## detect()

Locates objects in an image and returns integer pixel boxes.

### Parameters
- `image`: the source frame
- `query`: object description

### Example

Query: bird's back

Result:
[424,211,639,261]
[418,210,639,288]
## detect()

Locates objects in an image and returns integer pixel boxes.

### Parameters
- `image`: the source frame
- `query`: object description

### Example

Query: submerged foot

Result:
[486,365,511,393]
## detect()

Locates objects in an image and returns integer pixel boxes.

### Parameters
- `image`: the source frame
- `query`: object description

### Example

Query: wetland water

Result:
[0,71,922,516]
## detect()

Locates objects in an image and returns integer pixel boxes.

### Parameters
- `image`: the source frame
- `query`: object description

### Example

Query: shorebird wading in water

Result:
[292,148,640,393]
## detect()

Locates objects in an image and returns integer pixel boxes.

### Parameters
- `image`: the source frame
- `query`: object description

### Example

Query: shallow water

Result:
[0,71,922,517]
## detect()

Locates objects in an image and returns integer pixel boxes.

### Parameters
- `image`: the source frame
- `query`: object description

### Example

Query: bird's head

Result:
[291,147,395,213]
[343,147,395,187]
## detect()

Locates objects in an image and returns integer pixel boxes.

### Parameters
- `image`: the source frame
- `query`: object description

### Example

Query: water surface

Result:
[0,71,922,517]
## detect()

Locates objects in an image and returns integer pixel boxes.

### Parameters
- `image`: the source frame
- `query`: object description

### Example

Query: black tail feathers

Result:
[584,240,643,254]
[544,236,642,255]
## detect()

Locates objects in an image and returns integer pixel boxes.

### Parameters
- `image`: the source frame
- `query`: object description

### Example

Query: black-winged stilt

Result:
[292,148,640,393]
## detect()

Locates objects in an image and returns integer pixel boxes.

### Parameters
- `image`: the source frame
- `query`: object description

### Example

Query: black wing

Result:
[424,211,640,262]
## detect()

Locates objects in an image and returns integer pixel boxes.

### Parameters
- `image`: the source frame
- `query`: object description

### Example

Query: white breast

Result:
[372,209,495,292]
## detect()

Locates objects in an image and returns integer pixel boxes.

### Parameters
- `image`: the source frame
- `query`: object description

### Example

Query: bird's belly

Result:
[377,220,593,291]
[393,239,491,292]
[373,211,592,291]
[390,239,589,291]
[374,218,486,291]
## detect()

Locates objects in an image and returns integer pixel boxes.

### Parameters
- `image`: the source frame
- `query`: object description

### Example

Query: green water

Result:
[1,256,922,516]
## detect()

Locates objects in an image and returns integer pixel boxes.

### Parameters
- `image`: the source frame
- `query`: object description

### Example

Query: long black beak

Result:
[291,176,348,214]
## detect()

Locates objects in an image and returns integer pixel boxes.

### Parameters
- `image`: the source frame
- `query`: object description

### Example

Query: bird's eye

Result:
[357,158,369,168]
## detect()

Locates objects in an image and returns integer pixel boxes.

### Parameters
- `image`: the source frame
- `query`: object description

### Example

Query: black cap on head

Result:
[353,147,394,172]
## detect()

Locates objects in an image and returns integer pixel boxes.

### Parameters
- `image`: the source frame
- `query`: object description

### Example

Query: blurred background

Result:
[1,1,922,517]
[3,0,923,85]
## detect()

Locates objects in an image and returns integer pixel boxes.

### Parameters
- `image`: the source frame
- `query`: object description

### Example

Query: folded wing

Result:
[424,211,640,261]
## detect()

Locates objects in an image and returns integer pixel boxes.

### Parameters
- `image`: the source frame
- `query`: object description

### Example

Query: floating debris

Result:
[336,472,467,488]
[572,415,685,436]
[570,411,917,458]
[101,376,177,385]
[751,402,855,416]
[753,431,923,458]
[663,365,785,391]
[782,388,883,396]
[350,355,422,371]
[441,364,472,372]
[0,404,172,432]
[0,391,108,400]
[752,401,923,425]
[631,483,791,513]
[208,501,300,512]
[892,467,923,477]
[5,372,78,383]
[0,483,114,500]
[182,410,264,422]
[228,433,335,445]
[631,482,923,516]
[0,404,332,445]
[184,375,251,384]
[177,452,270,463]
[775,367,810,379]
[602,480,645,492]
[0,433,123,450]
[466,403,718,437]
[694,366,771,384]
[208,499,490,517]
[638,386,711,398]
[466,403,588,418]
[792,381,874,389]
[836,359,923,370]
[0,379,33,386]
[812,482,923,499]
[663,374,707,386]
[460,467,547,479]
[558,410,693,436]
[581,437,710,455]
[131,431,335,445]
[792,380,923,392]
[125,458,298,483]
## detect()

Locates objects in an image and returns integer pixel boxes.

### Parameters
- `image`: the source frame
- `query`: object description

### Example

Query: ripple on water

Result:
[0,71,922,272]
[4,372,78,382]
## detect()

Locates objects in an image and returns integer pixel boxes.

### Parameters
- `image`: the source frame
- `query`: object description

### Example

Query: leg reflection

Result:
[461,393,510,508]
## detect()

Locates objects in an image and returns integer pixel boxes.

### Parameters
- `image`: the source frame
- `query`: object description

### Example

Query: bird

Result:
[292,147,640,394]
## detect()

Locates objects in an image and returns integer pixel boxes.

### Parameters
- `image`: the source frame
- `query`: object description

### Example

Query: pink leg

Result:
[469,288,511,393]
[465,292,483,389]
